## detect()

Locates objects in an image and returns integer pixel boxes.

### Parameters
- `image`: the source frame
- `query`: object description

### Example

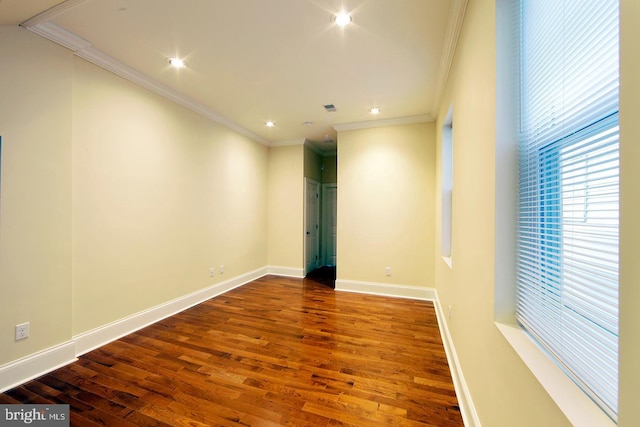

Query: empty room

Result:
[1,0,639,426]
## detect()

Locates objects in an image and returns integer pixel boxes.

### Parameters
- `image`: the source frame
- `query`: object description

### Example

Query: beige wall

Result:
[0,26,270,364]
[267,145,303,270]
[3,2,638,423]
[434,1,572,425]
[0,28,73,365]
[72,59,268,333]
[433,1,559,424]
[337,123,435,287]
[619,0,640,424]
[435,0,640,425]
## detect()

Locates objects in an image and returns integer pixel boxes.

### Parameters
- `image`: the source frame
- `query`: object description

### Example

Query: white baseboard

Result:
[74,266,268,356]
[334,280,479,426]
[0,267,269,393]
[335,279,437,300]
[1,270,480,427]
[433,290,481,427]
[267,265,304,278]
[0,342,76,393]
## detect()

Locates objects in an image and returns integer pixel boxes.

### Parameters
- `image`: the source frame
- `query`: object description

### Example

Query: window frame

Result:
[493,0,619,425]
[441,105,454,267]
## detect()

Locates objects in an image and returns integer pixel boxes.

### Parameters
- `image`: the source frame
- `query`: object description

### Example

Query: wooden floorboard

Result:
[1,273,463,426]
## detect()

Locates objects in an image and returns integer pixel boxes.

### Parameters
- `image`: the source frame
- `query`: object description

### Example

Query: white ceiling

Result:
[6,0,465,155]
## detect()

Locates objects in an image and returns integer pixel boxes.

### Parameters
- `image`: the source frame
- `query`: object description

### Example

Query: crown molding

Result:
[332,114,433,132]
[269,138,306,147]
[21,2,463,145]
[23,21,90,51]
[432,0,469,119]
[269,139,335,157]
[23,21,270,146]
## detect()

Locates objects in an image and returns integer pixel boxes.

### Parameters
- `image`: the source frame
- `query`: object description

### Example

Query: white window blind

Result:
[517,0,619,421]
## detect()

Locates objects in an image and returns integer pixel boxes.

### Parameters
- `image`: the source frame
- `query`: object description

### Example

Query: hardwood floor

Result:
[0,274,463,426]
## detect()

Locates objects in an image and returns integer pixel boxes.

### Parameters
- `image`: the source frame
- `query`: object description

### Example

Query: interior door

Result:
[305,178,320,274]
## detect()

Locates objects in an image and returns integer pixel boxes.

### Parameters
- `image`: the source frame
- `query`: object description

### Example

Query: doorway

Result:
[304,181,338,289]
[304,178,320,275]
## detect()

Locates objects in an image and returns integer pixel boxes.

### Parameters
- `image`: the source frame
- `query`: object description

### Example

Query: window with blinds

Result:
[516,0,619,421]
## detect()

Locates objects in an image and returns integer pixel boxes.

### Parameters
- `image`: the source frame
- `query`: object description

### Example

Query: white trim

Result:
[333,114,433,132]
[0,270,481,427]
[74,267,268,356]
[0,268,267,392]
[434,291,481,427]
[335,279,436,301]
[267,266,305,278]
[432,0,469,117]
[334,281,480,426]
[0,342,76,393]
[1,268,267,392]
[21,22,269,147]
[495,322,615,427]
[24,21,91,51]
[270,138,307,147]
[442,256,453,269]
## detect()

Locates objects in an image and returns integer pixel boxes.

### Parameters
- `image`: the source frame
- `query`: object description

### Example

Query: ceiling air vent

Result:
[323,104,337,112]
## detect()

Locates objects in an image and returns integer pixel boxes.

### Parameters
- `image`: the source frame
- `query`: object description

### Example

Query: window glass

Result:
[516,0,619,420]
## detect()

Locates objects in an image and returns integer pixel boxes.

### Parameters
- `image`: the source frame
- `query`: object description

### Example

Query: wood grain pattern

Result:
[1,273,463,426]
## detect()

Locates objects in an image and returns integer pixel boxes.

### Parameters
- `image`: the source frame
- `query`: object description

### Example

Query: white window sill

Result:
[495,321,616,427]
[442,256,452,269]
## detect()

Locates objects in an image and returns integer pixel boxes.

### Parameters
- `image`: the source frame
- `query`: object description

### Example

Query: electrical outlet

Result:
[448,305,452,321]
[385,267,391,277]
[209,267,215,277]
[219,265,224,274]
[15,322,29,341]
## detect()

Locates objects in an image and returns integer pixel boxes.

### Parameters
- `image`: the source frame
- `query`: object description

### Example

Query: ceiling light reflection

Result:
[168,58,186,68]
[334,11,352,26]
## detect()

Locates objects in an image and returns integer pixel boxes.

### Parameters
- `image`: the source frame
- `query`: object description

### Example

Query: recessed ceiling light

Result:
[266,121,275,127]
[369,107,381,114]
[334,11,352,26]
[168,57,186,68]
